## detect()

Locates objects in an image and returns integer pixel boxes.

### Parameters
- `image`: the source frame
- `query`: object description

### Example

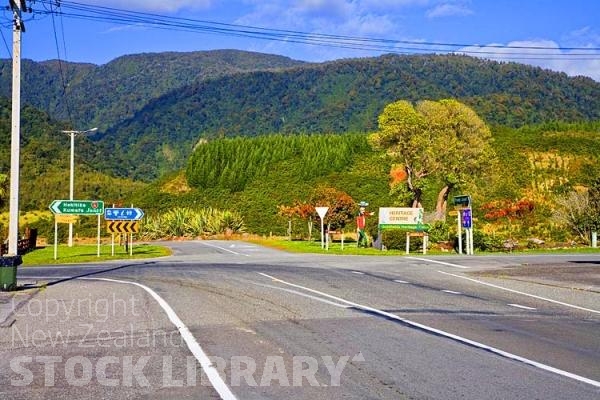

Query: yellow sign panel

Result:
[448,210,458,217]
[107,221,140,234]
[55,215,79,224]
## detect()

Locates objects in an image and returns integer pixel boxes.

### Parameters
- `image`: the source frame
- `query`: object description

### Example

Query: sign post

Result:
[378,207,429,254]
[50,200,104,215]
[454,195,473,255]
[378,207,425,230]
[104,207,144,221]
[105,206,144,256]
[315,207,329,250]
[462,208,473,255]
[49,200,104,259]
[457,209,463,255]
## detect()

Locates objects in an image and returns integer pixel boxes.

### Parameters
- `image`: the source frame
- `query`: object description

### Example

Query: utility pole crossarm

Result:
[9,0,28,31]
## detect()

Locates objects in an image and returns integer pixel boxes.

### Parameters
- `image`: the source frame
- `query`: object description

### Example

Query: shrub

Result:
[380,229,424,251]
[427,221,451,243]
[454,230,504,252]
[138,207,245,239]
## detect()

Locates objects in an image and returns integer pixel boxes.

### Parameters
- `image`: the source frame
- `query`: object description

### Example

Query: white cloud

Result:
[294,0,353,19]
[360,0,430,11]
[458,39,600,82]
[426,2,473,18]
[235,0,403,59]
[78,0,212,13]
[564,26,600,49]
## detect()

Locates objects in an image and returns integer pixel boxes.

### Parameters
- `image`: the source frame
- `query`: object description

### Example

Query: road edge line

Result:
[81,277,237,400]
[437,270,600,315]
[258,272,600,388]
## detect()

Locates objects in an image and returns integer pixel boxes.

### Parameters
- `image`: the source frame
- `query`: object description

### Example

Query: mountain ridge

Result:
[1,50,599,181]
[92,53,600,180]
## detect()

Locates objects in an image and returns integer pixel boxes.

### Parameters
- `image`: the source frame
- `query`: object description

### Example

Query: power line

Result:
[49,0,74,126]
[32,0,600,61]
[0,26,11,58]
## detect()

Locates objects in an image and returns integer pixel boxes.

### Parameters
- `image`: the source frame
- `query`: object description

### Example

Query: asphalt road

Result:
[1,241,599,399]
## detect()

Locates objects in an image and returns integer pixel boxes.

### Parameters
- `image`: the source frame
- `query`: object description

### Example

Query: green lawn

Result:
[248,238,600,256]
[247,238,426,256]
[21,243,172,266]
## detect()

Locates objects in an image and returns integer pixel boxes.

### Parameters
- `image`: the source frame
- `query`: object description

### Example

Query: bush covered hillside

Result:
[126,120,600,247]
[97,54,600,180]
[1,48,599,248]
[0,98,144,212]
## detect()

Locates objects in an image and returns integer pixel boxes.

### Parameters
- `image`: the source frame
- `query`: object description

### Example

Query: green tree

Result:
[0,173,8,209]
[370,99,495,219]
[588,178,600,232]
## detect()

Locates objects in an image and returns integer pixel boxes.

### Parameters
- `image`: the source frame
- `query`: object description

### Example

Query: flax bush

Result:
[139,207,245,239]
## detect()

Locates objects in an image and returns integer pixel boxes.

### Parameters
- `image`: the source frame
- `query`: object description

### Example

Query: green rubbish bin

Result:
[0,256,22,291]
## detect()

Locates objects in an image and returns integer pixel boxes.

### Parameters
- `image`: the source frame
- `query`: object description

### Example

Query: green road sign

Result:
[453,195,471,207]
[50,200,104,215]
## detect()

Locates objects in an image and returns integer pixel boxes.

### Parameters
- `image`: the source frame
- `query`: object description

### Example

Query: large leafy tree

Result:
[370,99,495,219]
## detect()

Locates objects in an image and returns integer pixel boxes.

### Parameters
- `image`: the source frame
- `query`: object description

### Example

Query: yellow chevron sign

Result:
[107,221,140,234]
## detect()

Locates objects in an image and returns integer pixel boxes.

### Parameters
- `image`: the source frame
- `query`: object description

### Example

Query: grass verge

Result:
[247,238,433,256]
[247,238,600,256]
[21,243,171,266]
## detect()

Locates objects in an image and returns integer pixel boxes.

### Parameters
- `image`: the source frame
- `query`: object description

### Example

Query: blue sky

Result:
[2,0,599,81]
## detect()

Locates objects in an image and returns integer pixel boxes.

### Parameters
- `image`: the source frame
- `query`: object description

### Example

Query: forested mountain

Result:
[1,51,599,182]
[0,50,304,130]
[0,98,144,211]
[128,122,600,236]
[95,53,600,180]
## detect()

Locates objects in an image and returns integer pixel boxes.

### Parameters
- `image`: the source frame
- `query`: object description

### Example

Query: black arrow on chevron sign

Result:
[107,221,140,233]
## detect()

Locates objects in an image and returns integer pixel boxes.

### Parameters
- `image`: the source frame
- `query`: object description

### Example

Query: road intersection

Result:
[1,241,598,399]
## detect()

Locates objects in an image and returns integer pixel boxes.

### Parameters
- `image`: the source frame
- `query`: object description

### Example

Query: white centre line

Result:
[258,272,600,388]
[250,282,349,309]
[200,241,250,257]
[351,271,365,275]
[393,279,409,284]
[508,303,537,311]
[438,270,600,315]
[442,290,462,295]
[408,257,470,269]
[81,277,237,400]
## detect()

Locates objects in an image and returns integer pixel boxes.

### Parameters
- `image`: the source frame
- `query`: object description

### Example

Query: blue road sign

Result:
[104,207,144,221]
[462,209,472,229]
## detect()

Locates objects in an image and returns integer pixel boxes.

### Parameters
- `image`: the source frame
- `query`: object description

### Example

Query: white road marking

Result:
[393,279,409,284]
[82,277,237,400]
[258,272,600,388]
[508,304,537,311]
[200,241,250,257]
[250,282,349,309]
[351,271,365,275]
[16,276,72,280]
[442,290,462,295]
[408,257,470,269]
[438,270,600,315]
